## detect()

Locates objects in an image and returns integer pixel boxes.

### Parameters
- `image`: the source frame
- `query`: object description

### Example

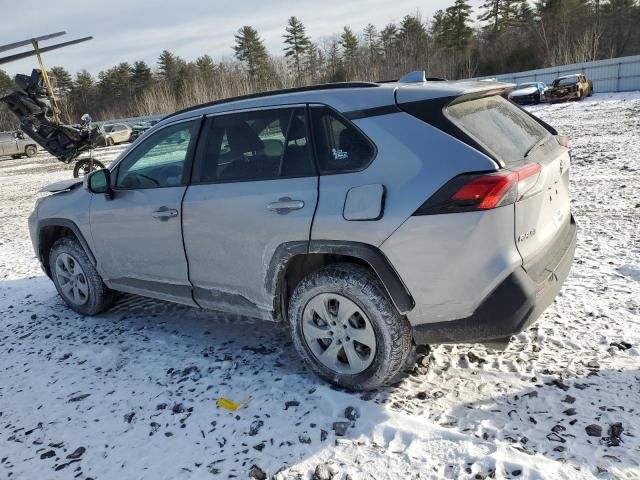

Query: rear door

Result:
[182,106,318,319]
[0,133,17,155]
[445,95,571,265]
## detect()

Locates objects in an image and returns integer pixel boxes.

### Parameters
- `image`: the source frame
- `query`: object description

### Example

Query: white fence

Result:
[475,54,640,93]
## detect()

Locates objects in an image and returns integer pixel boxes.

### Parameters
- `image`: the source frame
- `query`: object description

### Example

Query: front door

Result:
[90,119,200,305]
[182,106,318,319]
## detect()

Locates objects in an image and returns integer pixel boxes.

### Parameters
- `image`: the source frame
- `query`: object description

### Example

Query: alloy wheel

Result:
[55,253,89,305]
[302,293,376,374]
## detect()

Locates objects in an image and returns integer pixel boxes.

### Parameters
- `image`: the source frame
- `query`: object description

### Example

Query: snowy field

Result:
[0,93,639,480]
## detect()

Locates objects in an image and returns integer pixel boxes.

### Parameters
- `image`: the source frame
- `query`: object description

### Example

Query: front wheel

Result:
[288,263,412,391]
[50,237,114,315]
[73,159,106,178]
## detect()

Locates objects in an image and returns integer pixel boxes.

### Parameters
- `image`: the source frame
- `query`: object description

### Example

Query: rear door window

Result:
[309,106,375,173]
[446,95,550,163]
[193,107,314,183]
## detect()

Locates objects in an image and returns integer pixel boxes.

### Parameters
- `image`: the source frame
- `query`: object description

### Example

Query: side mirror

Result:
[85,168,112,197]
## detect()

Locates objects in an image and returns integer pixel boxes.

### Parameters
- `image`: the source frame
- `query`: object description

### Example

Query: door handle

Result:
[267,199,305,213]
[152,207,179,220]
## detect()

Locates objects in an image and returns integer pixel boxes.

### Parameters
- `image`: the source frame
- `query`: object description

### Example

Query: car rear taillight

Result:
[414,163,542,215]
[557,134,571,150]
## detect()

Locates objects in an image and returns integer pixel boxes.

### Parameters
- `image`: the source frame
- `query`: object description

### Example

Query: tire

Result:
[73,159,106,178]
[288,263,412,391]
[25,145,37,158]
[49,236,114,315]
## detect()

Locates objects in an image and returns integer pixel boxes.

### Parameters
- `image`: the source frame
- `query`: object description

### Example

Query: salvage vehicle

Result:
[548,74,593,102]
[29,74,577,390]
[103,123,132,146]
[508,81,547,105]
[129,120,160,142]
[0,130,39,158]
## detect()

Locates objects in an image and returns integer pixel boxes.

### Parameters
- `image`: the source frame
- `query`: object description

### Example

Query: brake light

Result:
[414,163,542,215]
[451,172,518,209]
[557,134,571,150]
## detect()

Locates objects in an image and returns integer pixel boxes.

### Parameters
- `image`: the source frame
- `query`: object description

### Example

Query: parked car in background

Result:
[103,123,132,146]
[0,130,39,158]
[129,120,160,142]
[29,77,576,391]
[548,74,593,102]
[508,81,548,105]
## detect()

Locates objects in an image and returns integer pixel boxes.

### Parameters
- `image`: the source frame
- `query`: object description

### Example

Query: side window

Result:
[309,106,375,173]
[115,120,197,189]
[193,107,314,183]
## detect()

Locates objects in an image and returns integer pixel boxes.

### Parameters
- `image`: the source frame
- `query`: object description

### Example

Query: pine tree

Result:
[515,0,535,24]
[195,55,216,78]
[340,26,359,69]
[326,39,346,82]
[602,0,639,56]
[283,16,311,79]
[49,66,73,97]
[157,50,182,90]
[363,23,381,61]
[0,69,15,94]
[445,0,474,51]
[380,23,398,60]
[396,14,429,67]
[70,70,95,115]
[130,61,153,95]
[305,42,323,82]
[430,10,449,47]
[234,26,269,80]
[478,0,502,33]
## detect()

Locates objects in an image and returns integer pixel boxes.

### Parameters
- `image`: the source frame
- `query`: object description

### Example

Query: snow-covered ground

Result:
[1,93,639,480]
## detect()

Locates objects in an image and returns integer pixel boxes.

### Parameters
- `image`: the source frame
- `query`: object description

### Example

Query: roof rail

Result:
[163,81,379,120]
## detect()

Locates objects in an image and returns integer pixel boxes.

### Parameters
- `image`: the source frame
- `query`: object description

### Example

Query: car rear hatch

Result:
[396,86,573,275]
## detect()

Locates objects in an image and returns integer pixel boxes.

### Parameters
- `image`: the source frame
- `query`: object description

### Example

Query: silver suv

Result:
[29,77,576,390]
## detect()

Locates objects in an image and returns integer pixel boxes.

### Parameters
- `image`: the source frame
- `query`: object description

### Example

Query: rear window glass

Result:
[446,95,550,162]
[553,77,578,87]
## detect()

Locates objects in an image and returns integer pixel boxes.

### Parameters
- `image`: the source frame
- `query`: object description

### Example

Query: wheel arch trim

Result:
[267,240,415,317]
[36,218,97,274]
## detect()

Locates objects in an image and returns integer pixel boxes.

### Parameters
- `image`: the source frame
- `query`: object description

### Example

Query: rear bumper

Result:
[413,215,577,345]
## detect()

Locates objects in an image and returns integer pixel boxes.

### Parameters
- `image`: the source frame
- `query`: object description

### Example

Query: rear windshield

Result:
[553,77,578,87]
[446,95,550,163]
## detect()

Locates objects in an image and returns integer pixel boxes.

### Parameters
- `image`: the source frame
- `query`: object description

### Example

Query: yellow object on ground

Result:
[216,396,252,411]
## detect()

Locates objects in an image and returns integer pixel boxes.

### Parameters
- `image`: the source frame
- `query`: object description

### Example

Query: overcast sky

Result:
[1,0,483,77]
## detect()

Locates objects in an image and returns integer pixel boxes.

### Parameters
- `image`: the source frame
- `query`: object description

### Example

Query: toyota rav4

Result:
[29,75,577,390]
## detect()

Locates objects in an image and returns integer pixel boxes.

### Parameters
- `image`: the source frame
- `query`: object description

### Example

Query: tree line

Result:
[1,0,639,130]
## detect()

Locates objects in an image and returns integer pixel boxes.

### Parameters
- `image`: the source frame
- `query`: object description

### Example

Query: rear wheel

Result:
[25,145,37,158]
[288,263,412,391]
[50,237,114,315]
